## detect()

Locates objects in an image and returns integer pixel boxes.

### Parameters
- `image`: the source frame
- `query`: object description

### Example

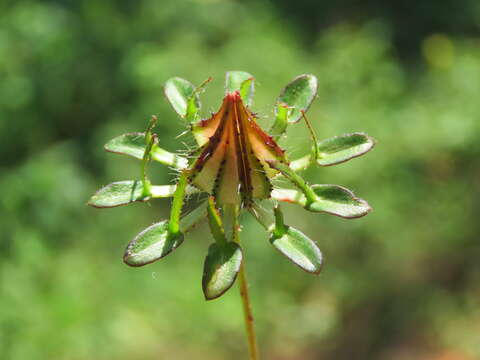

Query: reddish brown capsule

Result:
[190,91,287,206]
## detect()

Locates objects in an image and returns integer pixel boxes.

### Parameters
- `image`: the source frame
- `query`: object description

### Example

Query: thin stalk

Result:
[140,134,155,197]
[286,111,320,171]
[231,206,259,360]
[168,170,188,235]
[300,110,320,163]
[238,263,259,360]
[140,116,158,197]
[206,197,227,245]
[267,160,318,206]
[273,205,287,238]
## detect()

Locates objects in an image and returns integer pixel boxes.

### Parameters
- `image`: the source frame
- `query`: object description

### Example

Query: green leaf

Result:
[164,77,200,120]
[271,185,371,219]
[276,74,317,123]
[249,202,275,230]
[88,181,184,208]
[123,221,184,267]
[104,133,188,169]
[88,180,149,208]
[179,200,208,233]
[270,226,323,274]
[308,185,371,217]
[225,71,254,106]
[316,133,375,166]
[202,242,243,300]
[104,132,146,159]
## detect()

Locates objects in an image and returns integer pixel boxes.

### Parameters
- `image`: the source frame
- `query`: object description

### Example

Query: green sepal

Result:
[123,220,184,267]
[270,226,323,274]
[164,77,200,121]
[104,132,188,169]
[88,180,150,208]
[316,133,375,166]
[202,242,243,300]
[276,74,318,124]
[225,71,255,106]
[271,184,371,219]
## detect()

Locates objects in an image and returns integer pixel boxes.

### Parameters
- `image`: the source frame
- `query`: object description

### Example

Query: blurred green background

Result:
[1,1,480,359]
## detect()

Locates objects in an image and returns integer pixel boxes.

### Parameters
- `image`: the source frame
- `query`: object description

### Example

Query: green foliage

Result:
[277,74,318,123]
[104,132,189,169]
[202,242,243,300]
[271,74,318,137]
[164,77,200,121]
[88,180,150,208]
[269,206,323,273]
[123,221,184,267]
[272,185,371,218]
[206,197,228,245]
[315,133,375,166]
[86,69,373,307]
[270,226,323,274]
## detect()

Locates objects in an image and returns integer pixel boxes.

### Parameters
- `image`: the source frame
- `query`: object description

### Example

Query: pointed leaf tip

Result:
[123,221,184,267]
[88,180,149,208]
[316,133,375,166]
[202,242,243,300]
[277,74,318,123]
[270,226,323,274]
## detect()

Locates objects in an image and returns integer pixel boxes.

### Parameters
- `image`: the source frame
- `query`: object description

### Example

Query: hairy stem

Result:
[232,206,259,360]
[168,170,188,235]
[238,263,259,360]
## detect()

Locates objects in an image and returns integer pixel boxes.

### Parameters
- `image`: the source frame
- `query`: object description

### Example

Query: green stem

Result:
[206,197,227,245]
[140,145,153,197]
[286,111,319,172]
[267,160,318,206]
[248,204,274,231]
[168,170,188,235]
[273,205,287,237]
[140,118,157,197]
[231,205,259,360]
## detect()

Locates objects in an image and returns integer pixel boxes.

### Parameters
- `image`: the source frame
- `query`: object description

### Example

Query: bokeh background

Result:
[1,1,480,359]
